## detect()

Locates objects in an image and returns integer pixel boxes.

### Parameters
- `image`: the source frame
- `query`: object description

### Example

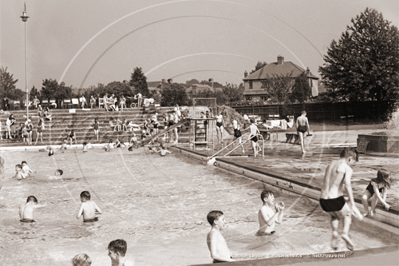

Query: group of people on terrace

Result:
[0,111,47,145]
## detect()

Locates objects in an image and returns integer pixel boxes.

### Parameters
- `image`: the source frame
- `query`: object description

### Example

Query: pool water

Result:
[0,148,397,266]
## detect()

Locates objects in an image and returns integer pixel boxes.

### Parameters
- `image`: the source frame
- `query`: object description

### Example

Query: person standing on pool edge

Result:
[296,110,310,154]
[248,119,260,157]
[215,112,224,144]
[206,210,234,263]
[320,147,363,251]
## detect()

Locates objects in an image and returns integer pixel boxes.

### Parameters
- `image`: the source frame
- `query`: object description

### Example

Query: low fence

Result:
[232,101,398,122]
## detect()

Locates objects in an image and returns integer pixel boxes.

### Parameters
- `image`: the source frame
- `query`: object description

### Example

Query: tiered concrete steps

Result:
[0,107,190,147]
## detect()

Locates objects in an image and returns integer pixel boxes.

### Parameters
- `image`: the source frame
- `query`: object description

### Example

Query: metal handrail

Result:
[223,133,265,157]
[208,132,250,159]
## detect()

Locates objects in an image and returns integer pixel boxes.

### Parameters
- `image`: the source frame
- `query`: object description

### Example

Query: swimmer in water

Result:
[157,146,171,156]
[256,190,284,236]
[206,210,234,263]
[320,147,362,251]
[19,196,47,223]
[362,169,391,217]
[104,139,114,152]
[13,164,26,180]
[72,253,92,266]
[107,239,134,266]
[76,191,102,223]
[21,161,33,176]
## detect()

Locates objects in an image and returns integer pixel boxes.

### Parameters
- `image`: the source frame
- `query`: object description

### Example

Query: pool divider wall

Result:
[171,147,399,233]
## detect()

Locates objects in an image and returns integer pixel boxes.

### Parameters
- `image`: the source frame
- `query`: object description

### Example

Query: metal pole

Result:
[25,21,28,119]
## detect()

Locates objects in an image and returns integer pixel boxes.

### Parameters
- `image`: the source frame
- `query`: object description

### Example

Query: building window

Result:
[261,80,269,89]
[249,81,253,89]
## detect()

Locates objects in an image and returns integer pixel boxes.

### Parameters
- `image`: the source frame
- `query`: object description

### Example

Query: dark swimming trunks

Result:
[94,123,99,130]
[169,121,174,127]
[251,135,258,143]
[216,122,223,128]
[234,129,241,138]
[37,127,42,133]
[83,217,98,223]
[366,182,384,197]
[297,125,307,133]
[319,196,346,212]
[20,218,35,223]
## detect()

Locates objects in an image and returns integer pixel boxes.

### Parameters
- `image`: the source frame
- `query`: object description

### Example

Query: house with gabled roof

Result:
[243,55,319,101]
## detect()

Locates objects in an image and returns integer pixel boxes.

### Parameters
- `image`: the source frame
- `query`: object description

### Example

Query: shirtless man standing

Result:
[216,112,224,144]
[320,147,362,251]
[296,111,310,154]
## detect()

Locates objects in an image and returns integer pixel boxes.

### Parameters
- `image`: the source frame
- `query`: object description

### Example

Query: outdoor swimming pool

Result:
[0,147,397,265]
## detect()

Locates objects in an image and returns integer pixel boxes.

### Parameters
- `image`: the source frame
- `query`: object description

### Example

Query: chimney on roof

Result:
[162,79,166,84]
[244,70,248,78]
[306,67,310,76]
[277,55,284,65]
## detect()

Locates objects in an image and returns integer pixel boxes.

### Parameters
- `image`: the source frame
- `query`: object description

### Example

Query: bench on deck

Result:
[286,132,300,144]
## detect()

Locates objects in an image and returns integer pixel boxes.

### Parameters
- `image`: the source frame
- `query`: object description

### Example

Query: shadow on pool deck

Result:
[190,245,399,266]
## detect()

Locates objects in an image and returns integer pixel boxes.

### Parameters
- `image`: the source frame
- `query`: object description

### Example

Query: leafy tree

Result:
[222,83,244,103]
[262,71,294,105]
[185,79,200,87]
[41,79,58,101]
[0,66,24,102]
[129,67,150,97]
[29,86,40,100]
[319,8,399,103]
[250,61,267,74]
[161,83,191,106]
[289,72,312,104]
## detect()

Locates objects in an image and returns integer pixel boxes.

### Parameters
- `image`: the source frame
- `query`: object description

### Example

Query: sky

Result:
[1,0,398,91]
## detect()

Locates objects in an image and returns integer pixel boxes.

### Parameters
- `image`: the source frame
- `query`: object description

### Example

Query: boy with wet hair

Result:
[21,161,33,176]
[206,210,234,263]
[19,195,47,222]
[72,253,92,266]
[107,239,134,266]
[77,191,102,223]
[13,164,26,180]
[256,190,284,236]
[320,147,362,251]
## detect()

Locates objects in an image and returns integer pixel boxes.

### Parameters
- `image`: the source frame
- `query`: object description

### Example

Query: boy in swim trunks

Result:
[256,190,284,236]
[107,239,134,266]
[207,210,234,263]
[215,112,224,144]
[232,120,245,153]
[296,111,310,154]
[320,147,362,251]
[76,191,102,223]
[19,195,47,222]
[93,118,100,141]
[248,120,260,157]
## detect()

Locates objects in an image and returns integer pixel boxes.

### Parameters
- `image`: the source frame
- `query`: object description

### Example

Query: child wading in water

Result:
[362,169,391,217]
[19,196,47,222]
[206,210,234,263]
[77,191,102,223]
